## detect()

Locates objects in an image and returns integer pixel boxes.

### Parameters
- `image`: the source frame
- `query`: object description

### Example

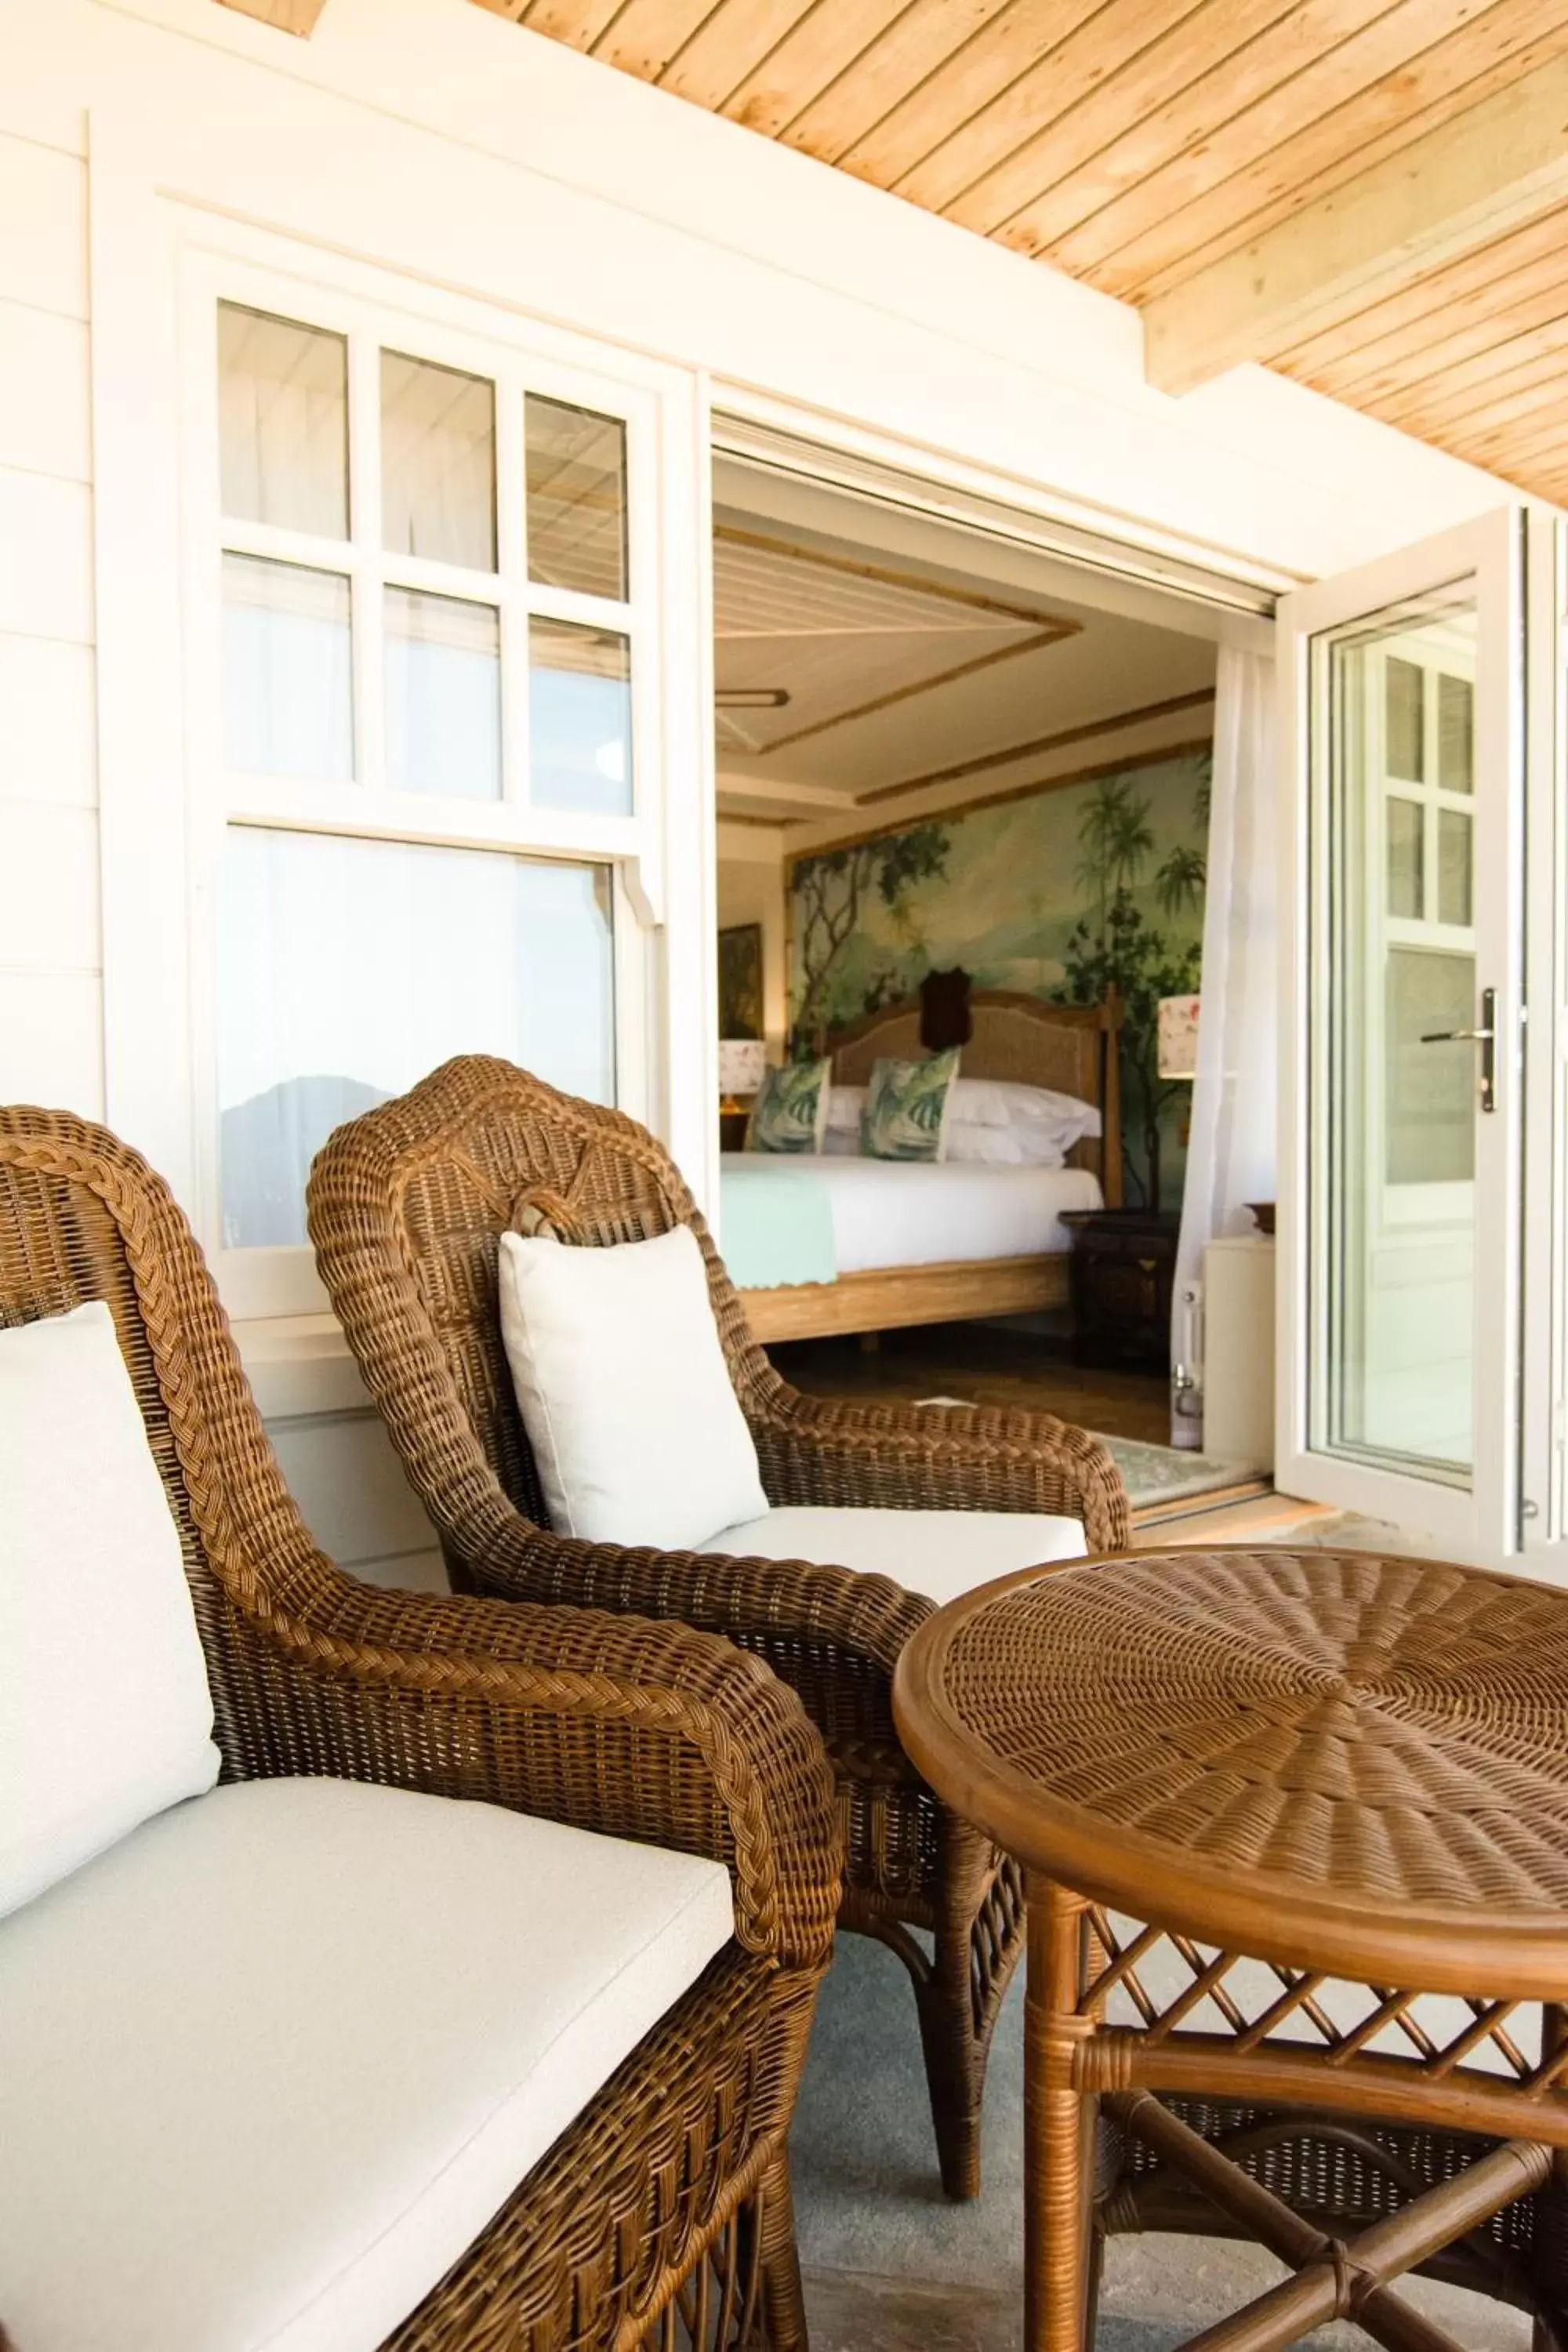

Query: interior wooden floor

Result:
[767,1322,1174,1446]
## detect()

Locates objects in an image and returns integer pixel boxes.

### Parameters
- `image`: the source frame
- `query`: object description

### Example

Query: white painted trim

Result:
[712,396,1289,626]
[1521,510,1568,1559]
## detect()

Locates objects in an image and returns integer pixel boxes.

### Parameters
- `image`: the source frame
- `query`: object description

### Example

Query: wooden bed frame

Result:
[740,985,1123,1345]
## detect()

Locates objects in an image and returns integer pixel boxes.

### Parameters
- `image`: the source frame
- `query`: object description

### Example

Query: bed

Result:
[727,985,1123,1344]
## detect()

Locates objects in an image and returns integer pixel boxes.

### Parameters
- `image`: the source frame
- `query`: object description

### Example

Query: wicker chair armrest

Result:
[456,1505,927,1668]
[233,1573,842,1972]
[449,1507,927,1766]
[746,1389,1132,1554]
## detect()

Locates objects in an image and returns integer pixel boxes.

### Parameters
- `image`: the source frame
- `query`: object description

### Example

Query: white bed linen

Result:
[719,1155,1102,1276]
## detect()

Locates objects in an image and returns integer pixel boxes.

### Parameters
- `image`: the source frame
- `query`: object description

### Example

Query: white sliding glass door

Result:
[1278,510,1528,1554]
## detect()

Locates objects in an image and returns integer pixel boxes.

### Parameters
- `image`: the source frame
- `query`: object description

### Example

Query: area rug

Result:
[1093,1432,1258,1514]
[913,1403,1264,1522]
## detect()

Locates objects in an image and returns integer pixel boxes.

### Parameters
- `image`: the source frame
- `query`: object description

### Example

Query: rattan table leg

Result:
[1025,1879,1095,2352]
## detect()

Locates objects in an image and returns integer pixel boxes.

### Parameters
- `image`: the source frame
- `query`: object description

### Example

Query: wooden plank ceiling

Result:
[471,0,1568,508]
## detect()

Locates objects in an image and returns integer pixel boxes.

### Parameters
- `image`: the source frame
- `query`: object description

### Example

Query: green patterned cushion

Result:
[861,1050,962,1163]
[746,1058,832,1154]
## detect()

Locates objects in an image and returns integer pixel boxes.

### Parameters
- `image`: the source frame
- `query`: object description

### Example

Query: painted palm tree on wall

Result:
[1057,765,1209,1210]
[791,822,950,1048]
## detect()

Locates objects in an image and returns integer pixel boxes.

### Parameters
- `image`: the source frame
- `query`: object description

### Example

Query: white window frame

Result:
[186,251,666,1318]
[89,152,714,1340]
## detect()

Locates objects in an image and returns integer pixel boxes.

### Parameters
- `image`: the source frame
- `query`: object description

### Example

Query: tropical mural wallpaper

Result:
[788,744,1211,1208]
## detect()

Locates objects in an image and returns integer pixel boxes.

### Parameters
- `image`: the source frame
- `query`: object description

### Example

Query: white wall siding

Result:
[0,636,96,807]
[0,302,92,483]
[0,123,100,1120]
[267,1410,446,1594]
[0,969,103,1109]
[0,136,89,315]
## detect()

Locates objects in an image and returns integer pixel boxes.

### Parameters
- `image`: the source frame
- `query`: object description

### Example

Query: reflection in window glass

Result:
[223,554,352,781]
[528,618,633,815]
[1385,656,1424,782]
[381,352,496,571]
[524,395,628,601]
[1439,673,1474,795]
[1439,808,1473,927]
[384,588,500,800]
[1386,796,1423,920]
[1385,949,1475,1185]
[217,829,615,1246]
[219,303,347,539]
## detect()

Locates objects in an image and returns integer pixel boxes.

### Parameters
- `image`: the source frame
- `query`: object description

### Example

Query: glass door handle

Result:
[1418,985,1497,1112]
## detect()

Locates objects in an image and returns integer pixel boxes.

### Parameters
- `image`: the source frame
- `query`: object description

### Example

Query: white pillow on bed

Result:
[946,1123,1066,1167]
[950,1079,1102,1144]
[496,1225,768,1551]
[826,1077,1098,1158]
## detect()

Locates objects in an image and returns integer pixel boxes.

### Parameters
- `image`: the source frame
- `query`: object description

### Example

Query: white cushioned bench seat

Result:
[697,1504,1086,1607]
[0,1777,734,2352]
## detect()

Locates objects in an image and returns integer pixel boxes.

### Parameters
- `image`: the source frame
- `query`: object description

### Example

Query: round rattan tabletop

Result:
[893,1545,1568,2000]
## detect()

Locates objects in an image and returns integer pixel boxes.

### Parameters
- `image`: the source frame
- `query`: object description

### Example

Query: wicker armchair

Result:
[0,1104,842,2351]
[307,1055,1131,2201]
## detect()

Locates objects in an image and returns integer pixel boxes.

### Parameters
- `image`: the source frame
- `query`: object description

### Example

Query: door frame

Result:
[1520,508,1568,1570]
[1276,507,1526,1556]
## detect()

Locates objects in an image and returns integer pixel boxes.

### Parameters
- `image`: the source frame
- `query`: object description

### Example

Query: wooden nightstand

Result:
[1060,1207,1181,1374]
[718,1106,751,1152]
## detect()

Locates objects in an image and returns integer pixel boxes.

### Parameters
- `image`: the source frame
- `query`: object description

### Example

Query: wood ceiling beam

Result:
[213,0,330,31]
[1144,53,1568,395]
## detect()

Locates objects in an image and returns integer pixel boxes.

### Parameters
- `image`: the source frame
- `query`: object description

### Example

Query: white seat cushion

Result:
[497,1223,768,1550]
[697,1504,1086,1607]
[0,1777,734,2352]
[0,1300,220,1919]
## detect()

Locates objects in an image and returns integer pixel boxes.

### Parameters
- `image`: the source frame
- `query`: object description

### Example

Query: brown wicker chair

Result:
[307,1054,1132,2202]
[0,1103,843,2352]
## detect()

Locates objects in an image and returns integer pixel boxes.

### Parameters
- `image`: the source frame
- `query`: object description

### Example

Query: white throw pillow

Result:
[0,1301,220,1920]
[497,1225,769,1551]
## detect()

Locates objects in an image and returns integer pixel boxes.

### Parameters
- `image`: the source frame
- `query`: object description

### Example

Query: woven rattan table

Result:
[893,1546,1568,2352]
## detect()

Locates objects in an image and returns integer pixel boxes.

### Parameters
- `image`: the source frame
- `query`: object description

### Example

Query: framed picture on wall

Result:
[718,922,764,1040]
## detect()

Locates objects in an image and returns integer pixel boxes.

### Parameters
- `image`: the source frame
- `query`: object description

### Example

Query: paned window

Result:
[208,296,648,1269]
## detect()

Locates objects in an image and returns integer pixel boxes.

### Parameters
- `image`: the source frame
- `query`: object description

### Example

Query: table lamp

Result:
[718,1039,768,1110]
[1156,994,1200,1082]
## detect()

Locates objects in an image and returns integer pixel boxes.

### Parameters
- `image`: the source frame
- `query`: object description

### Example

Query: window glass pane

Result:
[217,829,615,1247]
[1386,796,1423,919]
[1439,673,1474,795]
[380,352,495,571]
[1439,808,1473,927]
[1385,655,1424,782]
[384,587,500,800]
[218,303,347,539]
[529,618,632,815]
[525,394,627,601]
[223,554,352,781]
[1385,949,1475,1185]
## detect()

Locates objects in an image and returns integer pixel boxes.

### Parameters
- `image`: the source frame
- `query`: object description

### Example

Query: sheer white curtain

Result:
[1171,645,1277,1446]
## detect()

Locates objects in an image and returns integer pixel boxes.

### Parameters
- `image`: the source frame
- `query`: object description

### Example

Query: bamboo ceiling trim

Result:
[471,0,1568,508]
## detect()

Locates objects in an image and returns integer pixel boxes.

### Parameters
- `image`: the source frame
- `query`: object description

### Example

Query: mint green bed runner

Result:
[718,1160,837,1290]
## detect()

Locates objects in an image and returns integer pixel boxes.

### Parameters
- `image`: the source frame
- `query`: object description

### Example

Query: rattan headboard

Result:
[826,989,1123,1205]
